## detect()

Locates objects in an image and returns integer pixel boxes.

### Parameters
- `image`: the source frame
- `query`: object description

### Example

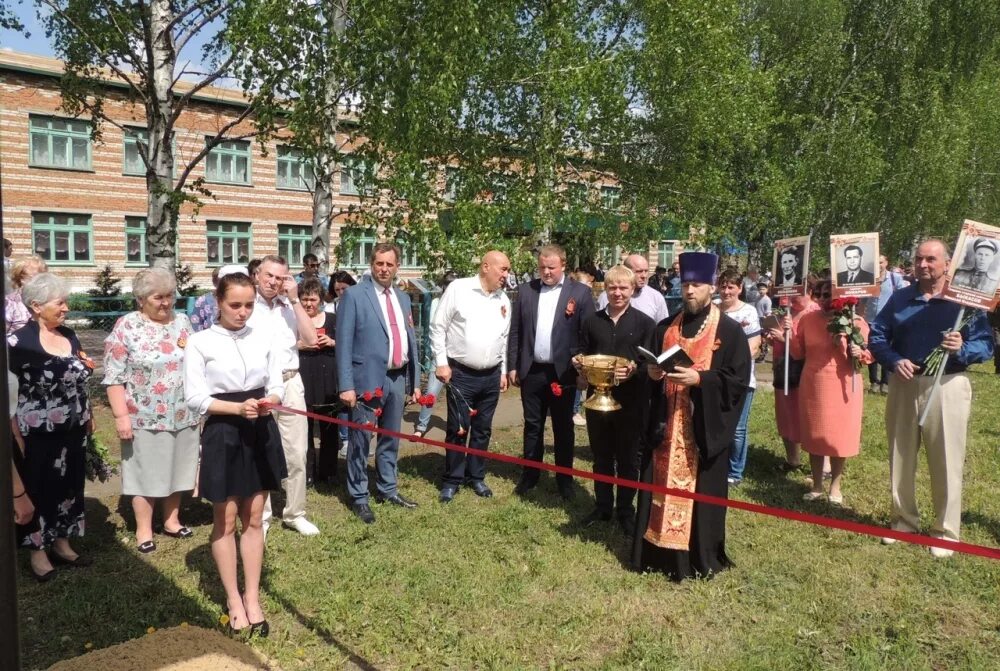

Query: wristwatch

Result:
[289,298,300,305]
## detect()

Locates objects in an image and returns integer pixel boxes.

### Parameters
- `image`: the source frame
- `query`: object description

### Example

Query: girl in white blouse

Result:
[184,271,285,637]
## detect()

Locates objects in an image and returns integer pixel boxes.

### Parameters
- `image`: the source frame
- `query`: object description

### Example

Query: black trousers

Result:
[519,362,575,485]
[306,410,340,482]
[443,361,501,486]
[585,403,642,518]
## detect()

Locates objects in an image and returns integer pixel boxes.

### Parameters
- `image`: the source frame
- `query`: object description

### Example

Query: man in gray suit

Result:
[336,243,421,524]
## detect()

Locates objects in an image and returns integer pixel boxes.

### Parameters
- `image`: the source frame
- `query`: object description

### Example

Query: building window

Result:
[206,221,252,265]
[278,224,312,265]
[397,236,425,269]
[123,128,175,177]
[31,212,93,264]
[443,167,461,203]
[276,145,313,190]
[342,230,376,269]
[601,186,621,211]
[205,138,251,185]
[29,115,92,170]
[657,241,675,269]
[340,158,375,196]
[125,217,148,264]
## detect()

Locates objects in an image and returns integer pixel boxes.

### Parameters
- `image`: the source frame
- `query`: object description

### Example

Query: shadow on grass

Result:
[963,511,1000,546]
[19,497,219,670]
[739,443,892,530]
[261,576,382,671]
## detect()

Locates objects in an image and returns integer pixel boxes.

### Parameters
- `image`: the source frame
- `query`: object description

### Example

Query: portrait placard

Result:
[830,232,880,298]
[771,235,811,298]
[944,219,1000,311]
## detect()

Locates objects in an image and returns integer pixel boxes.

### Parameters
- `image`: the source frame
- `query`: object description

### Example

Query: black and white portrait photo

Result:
[835,244,875,286]
[777,246,802,286]
[830,232,880,298]
[951,236,1000,296]
[771,235,811,297]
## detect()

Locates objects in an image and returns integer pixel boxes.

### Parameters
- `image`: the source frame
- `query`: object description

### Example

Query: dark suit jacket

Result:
[837,269,875,286]
[507,277,596,382]
[335,276,418,396]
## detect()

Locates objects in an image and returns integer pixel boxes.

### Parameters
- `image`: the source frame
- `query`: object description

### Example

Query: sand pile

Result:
[47,624,279,671]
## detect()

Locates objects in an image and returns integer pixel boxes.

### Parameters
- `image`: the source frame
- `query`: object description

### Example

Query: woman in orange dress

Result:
[765,278,821,472]
[790,280,872,504]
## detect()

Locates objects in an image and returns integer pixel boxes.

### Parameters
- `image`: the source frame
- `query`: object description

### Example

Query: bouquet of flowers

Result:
[85,434,117,483]
[826,296,864,371]
[922,311,976,376]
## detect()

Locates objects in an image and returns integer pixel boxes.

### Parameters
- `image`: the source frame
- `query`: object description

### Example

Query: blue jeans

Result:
[415,374,445,433]
[573,388,584,414]
[728,388,755,481]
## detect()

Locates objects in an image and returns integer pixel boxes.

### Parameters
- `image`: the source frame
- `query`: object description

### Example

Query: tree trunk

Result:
[311,0,348,272]
[146,0,178,271]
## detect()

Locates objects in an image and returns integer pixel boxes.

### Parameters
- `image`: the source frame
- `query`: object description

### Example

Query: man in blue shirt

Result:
[869,238,994,557]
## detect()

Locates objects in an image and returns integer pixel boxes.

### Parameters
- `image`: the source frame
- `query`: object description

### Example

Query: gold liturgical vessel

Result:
[579,354,633,412]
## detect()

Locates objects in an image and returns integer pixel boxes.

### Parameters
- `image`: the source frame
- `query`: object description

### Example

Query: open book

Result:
[636,344,694,374]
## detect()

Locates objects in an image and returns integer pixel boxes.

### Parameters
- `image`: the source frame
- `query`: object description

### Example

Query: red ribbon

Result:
[273,404,1000,561]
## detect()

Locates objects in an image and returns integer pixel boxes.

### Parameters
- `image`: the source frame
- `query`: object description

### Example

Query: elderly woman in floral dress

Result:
[5,255,48,335]
[8,273,94,581]
[103,268,199,553]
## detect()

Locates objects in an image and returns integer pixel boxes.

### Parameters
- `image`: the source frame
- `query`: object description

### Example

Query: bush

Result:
[87,264,122,298]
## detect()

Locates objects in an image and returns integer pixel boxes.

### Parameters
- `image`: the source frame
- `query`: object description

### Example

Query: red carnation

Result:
[469,409,479,417]
[374,408,383,417]
[422,394,436,407]
[550,382,563,397]
[374,388,384,398]
[362,391,373,401]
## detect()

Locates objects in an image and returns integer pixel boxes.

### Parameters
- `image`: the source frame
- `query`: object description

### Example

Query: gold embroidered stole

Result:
[644,304,721,550]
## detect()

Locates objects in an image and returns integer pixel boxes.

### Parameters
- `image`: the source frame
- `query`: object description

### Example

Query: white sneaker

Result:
[880,536,896,545]
[284,516,320,536]
[572,413,586,426]
[929,540,955,558]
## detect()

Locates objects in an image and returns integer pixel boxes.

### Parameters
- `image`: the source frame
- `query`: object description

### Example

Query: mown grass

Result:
[17,365,1000,670]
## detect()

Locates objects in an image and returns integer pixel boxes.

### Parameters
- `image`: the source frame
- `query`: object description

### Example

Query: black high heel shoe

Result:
[248,620,270,638]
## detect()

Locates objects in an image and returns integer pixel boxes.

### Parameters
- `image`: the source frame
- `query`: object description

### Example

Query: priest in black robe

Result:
[631,251,751,581]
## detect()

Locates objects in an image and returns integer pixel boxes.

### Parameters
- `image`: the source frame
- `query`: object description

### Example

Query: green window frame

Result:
[125,216,148,265]
[277,224,312,265]
[343,230,377,269]
[340,157,375,196]
[28,115,92,171]
[123,128,175,178]
[276,145,313,191]
[657,241,675,269]
[31,212,93,264]
[205,138,251,185]
[206,221,252,265]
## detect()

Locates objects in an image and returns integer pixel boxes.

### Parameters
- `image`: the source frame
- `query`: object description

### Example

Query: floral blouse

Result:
[190,293,217,332]
[5,290,31,336]
[7,321,92,436]
[102,311,198,431]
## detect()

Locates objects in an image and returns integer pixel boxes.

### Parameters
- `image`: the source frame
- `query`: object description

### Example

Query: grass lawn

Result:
[16,365,1000,670]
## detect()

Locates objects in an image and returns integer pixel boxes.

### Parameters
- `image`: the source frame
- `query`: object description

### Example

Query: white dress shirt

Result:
[533,278,564,363]
[374,280,410,368]
[246,291,299,371]
[596,286,669,323]
[184,324,286,415]
[430,275,512,373]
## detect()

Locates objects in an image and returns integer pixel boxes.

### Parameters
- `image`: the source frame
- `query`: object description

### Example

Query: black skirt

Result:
[198,388,287,503]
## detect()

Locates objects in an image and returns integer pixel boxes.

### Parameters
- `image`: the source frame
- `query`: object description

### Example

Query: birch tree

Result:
[38,0,287,269]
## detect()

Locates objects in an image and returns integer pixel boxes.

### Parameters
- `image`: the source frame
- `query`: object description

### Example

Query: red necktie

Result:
[384,288,403,368]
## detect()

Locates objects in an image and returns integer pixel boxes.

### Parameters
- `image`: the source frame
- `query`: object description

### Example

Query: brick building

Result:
[0,49,684,291]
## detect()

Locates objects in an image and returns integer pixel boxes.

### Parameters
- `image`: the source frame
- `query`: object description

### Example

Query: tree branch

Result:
[174,2,233,57]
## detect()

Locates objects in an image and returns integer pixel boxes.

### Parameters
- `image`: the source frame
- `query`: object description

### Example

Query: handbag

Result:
[773,355,805,391]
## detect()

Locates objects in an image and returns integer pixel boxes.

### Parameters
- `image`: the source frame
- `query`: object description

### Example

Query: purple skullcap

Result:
[678,252,719,285]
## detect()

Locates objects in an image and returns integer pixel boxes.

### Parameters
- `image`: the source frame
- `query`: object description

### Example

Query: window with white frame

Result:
[276,145,313,190]
[29,115,92,170]
[205,138,251,185]
[206,221,252,265]
[32,212,93,264]
[601,186,621,211]
[278,224,312,265]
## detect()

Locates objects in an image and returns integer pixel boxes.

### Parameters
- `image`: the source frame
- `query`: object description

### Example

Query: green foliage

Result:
[87,264,122,298]
[174,263,199,297]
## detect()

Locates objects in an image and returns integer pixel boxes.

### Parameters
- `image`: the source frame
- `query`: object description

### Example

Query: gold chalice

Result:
[578,354,633,412]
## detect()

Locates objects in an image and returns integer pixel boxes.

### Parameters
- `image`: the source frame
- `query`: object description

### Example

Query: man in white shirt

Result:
[596,253,670,323]
[252,255,320,536]
[431,251,512,502]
